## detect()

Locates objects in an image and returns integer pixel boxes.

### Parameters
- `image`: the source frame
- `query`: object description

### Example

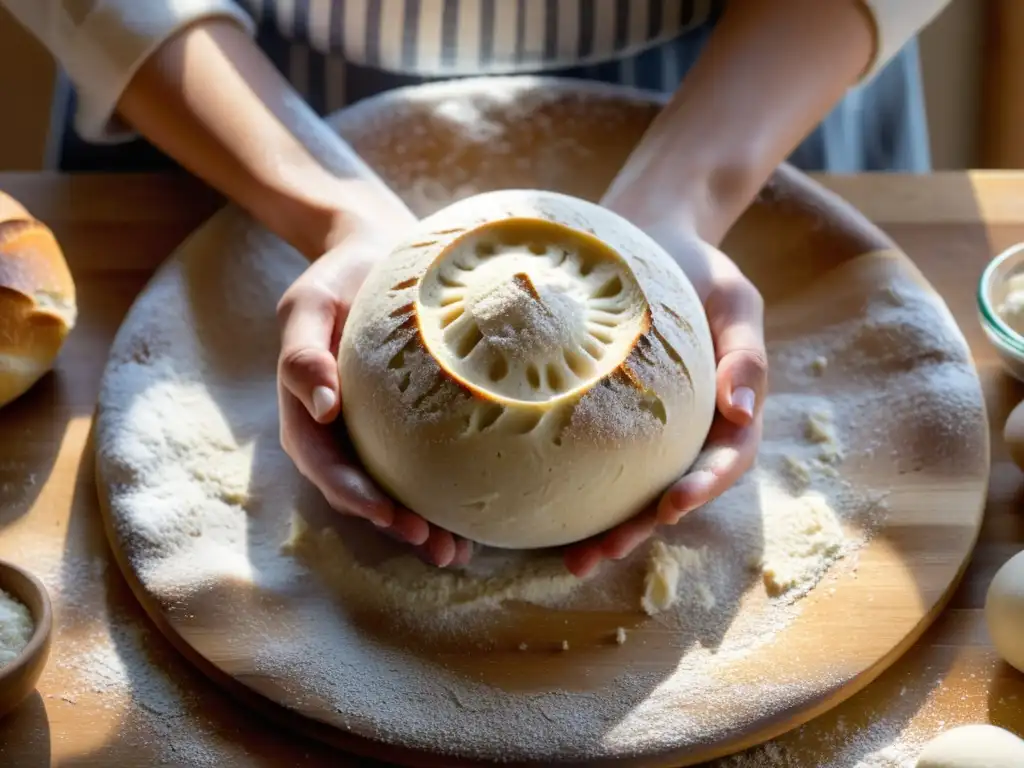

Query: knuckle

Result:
[276,284,334,324]
[705,279,741,315]
[275,290,299,324]
[727,347,769,386]
[744,348,769,377]
[279,345,328,377]
[708,275,762,314]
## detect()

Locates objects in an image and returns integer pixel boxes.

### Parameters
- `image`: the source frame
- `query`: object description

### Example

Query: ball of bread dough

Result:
[338,189,717,549]
[985,549,1024,673]
[0,192,77,409]
[915,724,1024,767]
[1002,398,1024,472]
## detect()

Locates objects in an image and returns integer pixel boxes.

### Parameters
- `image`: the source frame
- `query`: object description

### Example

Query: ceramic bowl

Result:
[0,559,52,719]
[978,241,1024,382]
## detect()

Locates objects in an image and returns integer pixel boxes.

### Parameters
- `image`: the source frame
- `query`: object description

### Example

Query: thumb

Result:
[706,278,767,425]
[277,288,342,424]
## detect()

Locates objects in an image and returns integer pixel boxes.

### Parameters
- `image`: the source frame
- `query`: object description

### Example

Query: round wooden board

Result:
[94,78,990,767]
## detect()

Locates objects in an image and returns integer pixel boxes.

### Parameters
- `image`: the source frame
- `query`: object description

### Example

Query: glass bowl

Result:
[978,242,1024,383]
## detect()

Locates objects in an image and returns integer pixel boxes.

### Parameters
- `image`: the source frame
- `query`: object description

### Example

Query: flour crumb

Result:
[805,409,846,464]
[219,489,249,506]
[518,642,528,651]
[759,490,846,598]
[615,626,627,645]
[805,409,837,444]
[810,356,828,375]
[280,508,308,553]
[641,540,715,616]
[561,640,570,651]
[782,454,812,491]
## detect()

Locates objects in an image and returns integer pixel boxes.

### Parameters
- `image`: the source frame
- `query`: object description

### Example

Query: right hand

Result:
[276,215,475,568]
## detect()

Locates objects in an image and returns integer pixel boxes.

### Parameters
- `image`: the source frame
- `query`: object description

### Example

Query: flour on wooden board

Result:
[282,387,857,622]
[91,83,986,763]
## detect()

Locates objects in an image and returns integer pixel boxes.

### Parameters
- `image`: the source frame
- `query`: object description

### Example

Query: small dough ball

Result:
[985,549,1024,673]
[338,189,716,549]
[915,724,1024,767]
[0,191,77,409]
[1002,398,1024,472]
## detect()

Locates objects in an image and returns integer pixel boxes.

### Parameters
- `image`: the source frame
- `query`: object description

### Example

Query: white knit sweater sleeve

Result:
[859,0,951,79]
[1,0,256,142]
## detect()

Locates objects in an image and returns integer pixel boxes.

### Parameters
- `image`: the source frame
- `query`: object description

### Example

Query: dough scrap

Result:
[915,723,1024,767]
[984,550,1024,674]
[641,540,715,616]
[758,489,845,598]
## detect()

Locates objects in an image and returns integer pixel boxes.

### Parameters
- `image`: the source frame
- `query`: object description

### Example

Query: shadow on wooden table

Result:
[987,660,1024,733]
[0,373,71,532]
[0,692,50,767]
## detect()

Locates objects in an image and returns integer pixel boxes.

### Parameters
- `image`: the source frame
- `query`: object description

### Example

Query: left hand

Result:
[276,213,476,569]
[563,210,767,577]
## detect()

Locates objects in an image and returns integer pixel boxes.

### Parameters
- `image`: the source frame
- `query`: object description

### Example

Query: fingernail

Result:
[312,386,336,420]
[731,386,756,418]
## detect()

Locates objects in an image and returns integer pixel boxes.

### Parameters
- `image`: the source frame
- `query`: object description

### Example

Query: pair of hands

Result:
[276,195,767,579]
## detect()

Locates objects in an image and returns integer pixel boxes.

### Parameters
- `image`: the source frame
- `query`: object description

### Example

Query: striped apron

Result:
[56,0,932,174]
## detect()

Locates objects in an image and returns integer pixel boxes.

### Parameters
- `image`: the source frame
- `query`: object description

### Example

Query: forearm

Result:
[602,0,879,246]
[116,18,408,259]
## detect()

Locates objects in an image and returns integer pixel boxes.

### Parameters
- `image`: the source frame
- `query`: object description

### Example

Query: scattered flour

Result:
[282,511,584,619]
[0,549,226,767]
[0,588,33,666]
[54,621,219,768]
[284,389,858,630]
[89,81,988,764]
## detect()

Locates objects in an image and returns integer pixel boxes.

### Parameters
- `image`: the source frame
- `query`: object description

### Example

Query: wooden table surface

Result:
[0,170,1021,767]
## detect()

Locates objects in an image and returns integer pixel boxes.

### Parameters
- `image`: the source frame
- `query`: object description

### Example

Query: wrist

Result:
[254,171,411,260]
[603,148,761,247]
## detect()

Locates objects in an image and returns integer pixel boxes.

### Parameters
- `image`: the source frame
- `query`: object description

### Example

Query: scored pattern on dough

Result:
[416,218,651,404]
[380,261,687,444]
[659,303,694,336]
[648,326,692,386]
[370,217,701,449]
